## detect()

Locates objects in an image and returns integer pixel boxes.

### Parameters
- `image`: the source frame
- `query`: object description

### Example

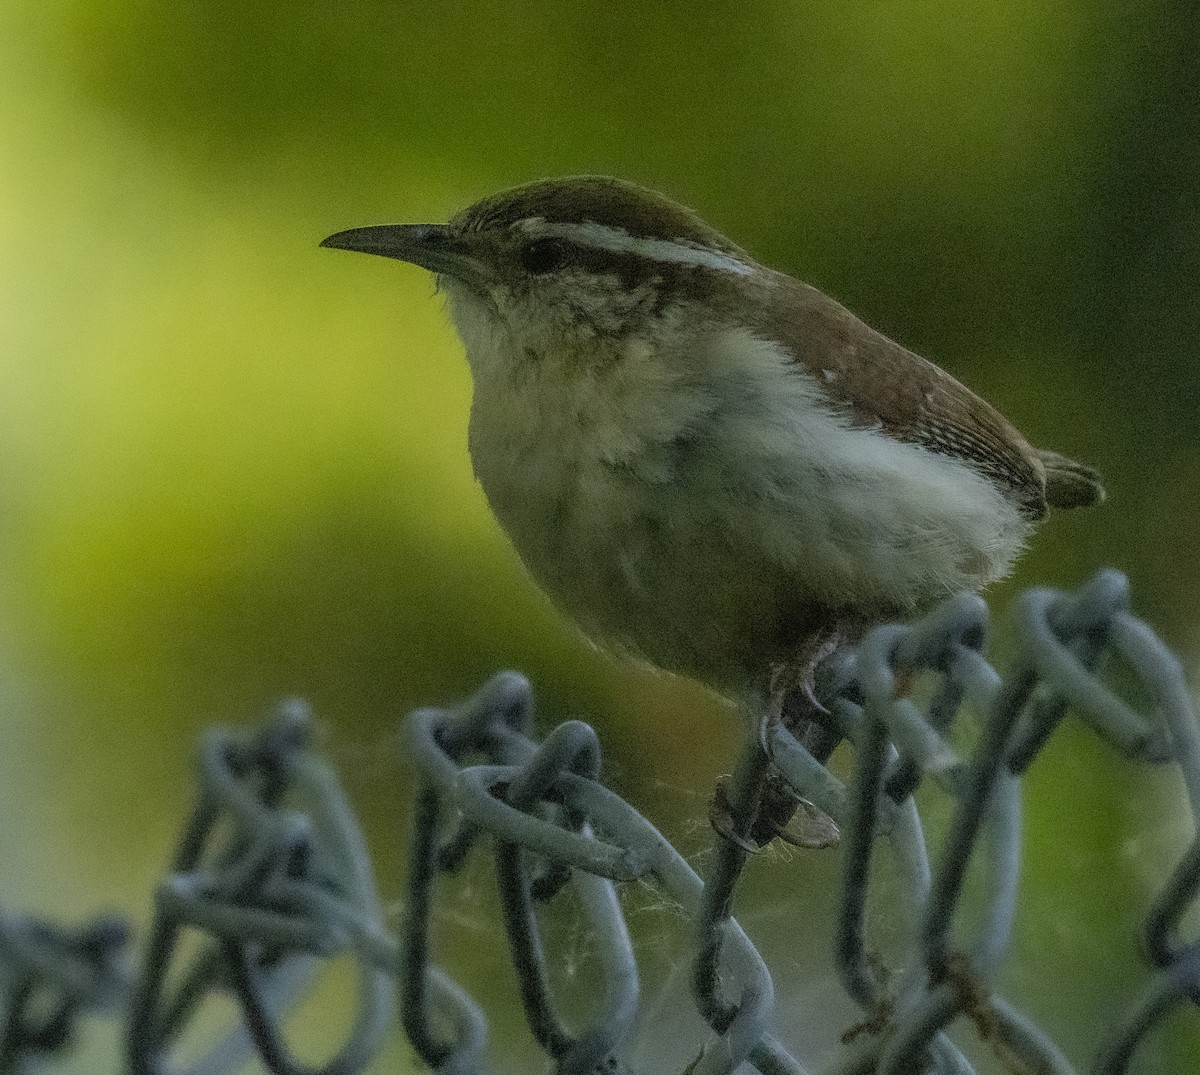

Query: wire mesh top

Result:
[1,569,1197,1075]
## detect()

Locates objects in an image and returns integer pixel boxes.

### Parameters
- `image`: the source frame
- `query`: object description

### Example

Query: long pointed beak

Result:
[320,223,485,283]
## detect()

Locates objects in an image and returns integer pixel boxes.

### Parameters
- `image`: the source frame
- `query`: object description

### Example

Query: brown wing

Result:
[747,271,1049,520]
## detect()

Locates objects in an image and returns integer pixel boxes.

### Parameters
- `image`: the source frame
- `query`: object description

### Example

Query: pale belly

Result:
[477,456,838,694]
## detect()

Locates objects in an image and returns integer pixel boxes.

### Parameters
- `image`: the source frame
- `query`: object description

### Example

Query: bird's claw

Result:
[708,777,762,854]
[767,798,840,849]
[710,776,840,851]
[797,675,832,717]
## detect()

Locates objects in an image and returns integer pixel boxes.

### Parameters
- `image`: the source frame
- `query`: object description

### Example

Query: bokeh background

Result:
[2,1,1198,1071]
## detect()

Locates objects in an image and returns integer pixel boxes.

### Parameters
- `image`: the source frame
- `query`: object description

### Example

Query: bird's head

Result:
[321,176,758,373]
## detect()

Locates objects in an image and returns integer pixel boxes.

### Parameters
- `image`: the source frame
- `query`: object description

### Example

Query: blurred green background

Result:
[1,1,1197,1071]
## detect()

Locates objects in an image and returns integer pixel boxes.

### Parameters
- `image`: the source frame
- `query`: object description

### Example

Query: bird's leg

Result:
[710,630,845,851]
[710,679,792,853]
[752,629,845,848]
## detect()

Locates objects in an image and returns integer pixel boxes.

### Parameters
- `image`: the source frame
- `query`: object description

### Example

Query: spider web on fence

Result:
[1,568,1198,1075]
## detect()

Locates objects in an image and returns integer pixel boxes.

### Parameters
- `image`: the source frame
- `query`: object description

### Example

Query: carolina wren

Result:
[321,176,1103,714]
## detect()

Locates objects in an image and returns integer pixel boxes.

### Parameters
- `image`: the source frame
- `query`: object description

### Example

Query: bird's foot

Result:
[749,767,839,849]
[709,770,840,851]
[766,796,840,849]
[708,776,762,854]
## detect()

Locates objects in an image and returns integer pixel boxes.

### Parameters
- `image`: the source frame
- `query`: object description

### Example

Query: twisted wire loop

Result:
[401,672,797,1075]
[124,698,395,1075]
[2,569,1197,1075]
[0,910,130,1072]
[812,569,1198,1075]
[399,673,642,1074]
[400,569,1200,1075]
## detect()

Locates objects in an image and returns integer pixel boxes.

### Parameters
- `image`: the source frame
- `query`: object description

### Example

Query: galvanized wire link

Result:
[0,911,130,1073]
[1,569,1198,1074]
[394,571,1200,1075]
[400,675,645,1074]
[125,698,395,1075]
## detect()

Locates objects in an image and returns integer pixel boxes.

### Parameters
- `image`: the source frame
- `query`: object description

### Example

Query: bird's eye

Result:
[520,238,572,275]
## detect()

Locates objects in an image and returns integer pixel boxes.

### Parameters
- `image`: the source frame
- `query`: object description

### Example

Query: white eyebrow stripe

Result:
[518,218,753,275]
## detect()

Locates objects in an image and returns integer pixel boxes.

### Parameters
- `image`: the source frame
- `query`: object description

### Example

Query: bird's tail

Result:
[1038,449,1106,510]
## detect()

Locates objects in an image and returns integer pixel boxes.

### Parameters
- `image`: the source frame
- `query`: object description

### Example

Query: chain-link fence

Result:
[2,569,1197,1074]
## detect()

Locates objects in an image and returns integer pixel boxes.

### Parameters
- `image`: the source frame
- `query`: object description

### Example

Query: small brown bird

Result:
[322,176,1104,723]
